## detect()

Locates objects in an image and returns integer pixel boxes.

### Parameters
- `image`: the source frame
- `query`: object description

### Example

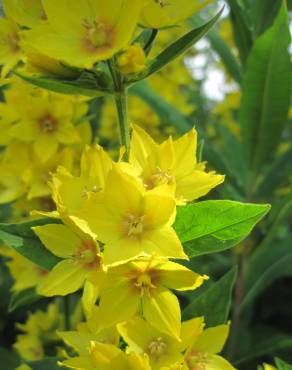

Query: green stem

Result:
[107,59,131,160]
[63,295,71,331]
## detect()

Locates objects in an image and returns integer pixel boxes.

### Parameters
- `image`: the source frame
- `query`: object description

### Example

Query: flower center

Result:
[74,240,100,270]
[154,0,169,7]
[148,337,167,358]
[186,351,208,370]
[82,184,101,199]
[125,213,144,237]
[38,114,58,134]
[0,32,21,53]
[147,167,174,189]
[82,18,115,53]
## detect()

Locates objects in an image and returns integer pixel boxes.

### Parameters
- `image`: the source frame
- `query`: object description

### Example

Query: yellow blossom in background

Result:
[3,0,45,27]
[139,0,212,29]
[25,147,74,200]
[2,248,48,292]
[0,18,23,76]
[23,0,144,69]
[91,257,207,338]
[130,125,224,204]
[117,44,146,75]
[14,303,64,361]
[0,142,30,204]
[77,165,187,265]
[15,365,32,370]
[10,95,80,162]
[263,364,276,370]
[33,220,102,296]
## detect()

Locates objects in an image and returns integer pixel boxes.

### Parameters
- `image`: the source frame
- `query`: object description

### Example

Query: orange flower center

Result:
[128,268,162,296]
[186,351,208,370]
[82,18,116,54]
[38,114,58,134]
[147,166,174,189]
[147,337,167,358]
[124,213,145,237]
[74,240,100,270]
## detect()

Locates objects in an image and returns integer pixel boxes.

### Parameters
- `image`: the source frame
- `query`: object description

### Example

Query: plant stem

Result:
[63,295,71,331]
[107,59,131,160]
[114,89,131,160]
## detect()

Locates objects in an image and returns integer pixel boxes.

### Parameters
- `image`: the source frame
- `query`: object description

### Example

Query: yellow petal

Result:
[204,354,236,370]
[33,224,81,258]
[58,330,103,355]
[37,259,86,296]
[160,261,208,291]
[60,355,94,370]
[98,282,139,329]
[194,323,230,355]
[143,287,181,339]
[34,134,59,162]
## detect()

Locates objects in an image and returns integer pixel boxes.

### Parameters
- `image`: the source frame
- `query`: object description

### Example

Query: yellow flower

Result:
[0,142,30,204]
[14,303,64,361]
[77,165,187,266]
[33,220,102,297]
[0,102,19,145]
[184,320,235,370]
[92,257,207,338]
[0,18,23,76]
[130,125,224,204]
[117,44,146,75]
[15,365,32,370]
[139,0,212,29]
[23,0,144,69]
[51,144,113,214]
[263,364,276,370]
[2,248,49,292]
[3,0,45,27]
[60,341,151,370]
[10,94,80,162]
[117,317,183,369]
[25,147,74,200]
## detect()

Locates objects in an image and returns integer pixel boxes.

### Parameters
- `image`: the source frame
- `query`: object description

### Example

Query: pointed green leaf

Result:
[174,200,270,257]
[0,218,61,270]
[14,70,113,97]
[8,287,41,313]
[127,8,223,83]
[182,266,238,326]
[240,2,291,169]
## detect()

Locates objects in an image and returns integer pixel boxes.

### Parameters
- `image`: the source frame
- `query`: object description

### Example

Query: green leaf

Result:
[174,200,270,257]
[275,358,292,370]
[255,149,292,196]
[239,2,291,170]
[130,81,190,133]
[26,358,61,370]
[14,70,113,97]
[8,287,41,313]
[0,218,61,270]
[0,348,20,370]
[250,0,282,36]
[207,30,242,83]
[182,266,238,326]
[127,8,223,83]
[236,332,292,364]
[226,0,253,64]
[241,238,292,311]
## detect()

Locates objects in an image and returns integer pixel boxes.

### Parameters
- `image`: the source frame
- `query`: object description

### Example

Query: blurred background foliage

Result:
[0,0,291,369]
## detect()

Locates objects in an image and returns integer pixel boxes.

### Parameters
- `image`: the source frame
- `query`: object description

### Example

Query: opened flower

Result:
[77,165,187,265]
[24,0,144,69]
[33,221,102,296]
[130,125,224,204]
[10,94,80,162]
[92,257,207,338]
